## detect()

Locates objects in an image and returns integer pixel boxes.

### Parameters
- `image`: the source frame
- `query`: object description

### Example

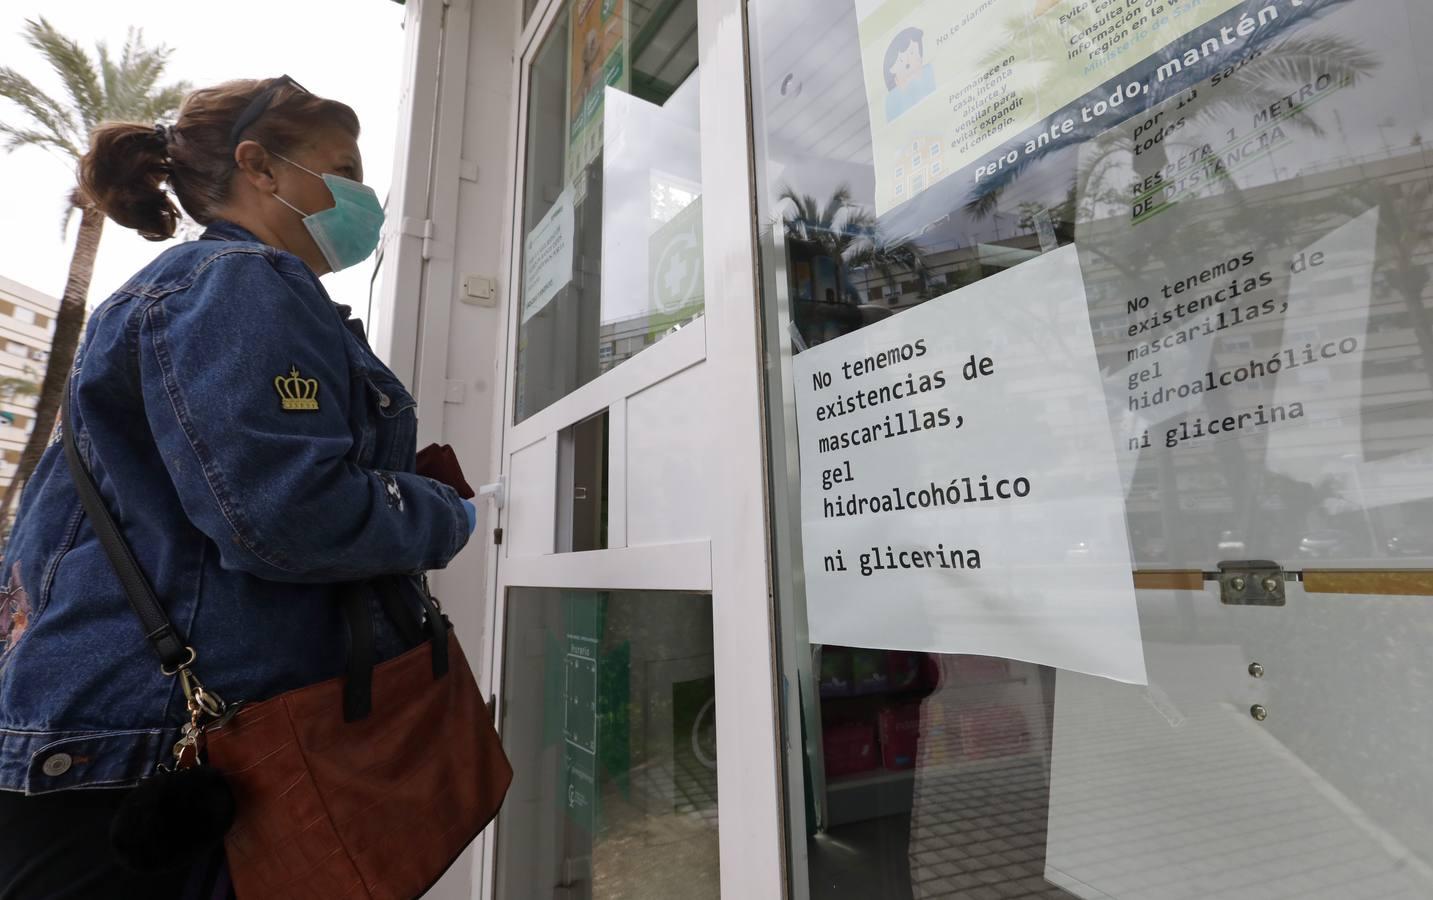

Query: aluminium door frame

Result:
[477,0,789,896]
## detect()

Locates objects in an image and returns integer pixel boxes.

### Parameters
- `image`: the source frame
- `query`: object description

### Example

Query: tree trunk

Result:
[0,206,104,522]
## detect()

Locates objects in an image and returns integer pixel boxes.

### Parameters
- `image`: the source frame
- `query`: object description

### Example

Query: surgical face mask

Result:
[270,152,384,272]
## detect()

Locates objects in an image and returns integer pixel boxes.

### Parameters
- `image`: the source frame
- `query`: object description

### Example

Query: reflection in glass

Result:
[812,649,1065,900]
[751,0,1433,896]
[496,589,718,899]
[514,0,702,424]
[1047,584,1433,899]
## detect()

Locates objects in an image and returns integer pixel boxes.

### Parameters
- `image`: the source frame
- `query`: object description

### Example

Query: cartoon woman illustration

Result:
[883,26,936,122]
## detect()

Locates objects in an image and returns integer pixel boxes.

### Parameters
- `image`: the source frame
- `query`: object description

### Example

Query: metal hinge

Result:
[493,527,503,545]
[398,217,436,261]
[1217,560,1287,606]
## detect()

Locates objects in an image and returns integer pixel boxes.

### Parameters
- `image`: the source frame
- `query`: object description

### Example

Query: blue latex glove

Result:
[461,499,478,535]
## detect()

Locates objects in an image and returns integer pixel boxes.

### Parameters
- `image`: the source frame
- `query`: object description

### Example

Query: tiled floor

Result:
[595,642,1433,900]
[908,758,1070,900]
[590,733,721,899]
[812,678,1073,900]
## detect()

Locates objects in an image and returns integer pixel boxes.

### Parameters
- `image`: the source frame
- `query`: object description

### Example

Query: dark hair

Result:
[78,77,360,241]
[882,27,925,91]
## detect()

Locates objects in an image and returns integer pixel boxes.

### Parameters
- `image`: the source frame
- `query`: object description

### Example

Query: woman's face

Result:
[274,127,364,217]
[266,125,364,274]
[229,123,366,275]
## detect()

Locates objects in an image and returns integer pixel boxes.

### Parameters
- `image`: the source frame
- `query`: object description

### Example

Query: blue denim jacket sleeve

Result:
[137,248,470,582]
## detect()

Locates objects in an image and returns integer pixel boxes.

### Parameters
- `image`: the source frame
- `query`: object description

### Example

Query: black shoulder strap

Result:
[61,390,192,671]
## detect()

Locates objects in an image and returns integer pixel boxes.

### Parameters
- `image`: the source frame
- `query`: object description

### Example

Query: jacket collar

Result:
[200,219,264,243]
[198,219,364,339]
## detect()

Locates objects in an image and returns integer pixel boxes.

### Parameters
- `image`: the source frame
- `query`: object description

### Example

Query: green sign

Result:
[647,196,704,340]
[550,593,631,833]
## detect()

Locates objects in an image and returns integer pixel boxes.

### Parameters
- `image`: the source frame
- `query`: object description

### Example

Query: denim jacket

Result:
[0,221,470,794]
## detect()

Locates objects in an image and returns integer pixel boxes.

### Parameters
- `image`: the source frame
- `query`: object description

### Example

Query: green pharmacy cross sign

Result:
[647,196,704,340]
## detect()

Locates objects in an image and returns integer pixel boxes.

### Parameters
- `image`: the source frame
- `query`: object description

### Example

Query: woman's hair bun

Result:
[78,122,180,242]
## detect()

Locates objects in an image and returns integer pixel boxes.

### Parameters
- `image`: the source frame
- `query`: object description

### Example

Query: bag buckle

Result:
[163,649,227,767]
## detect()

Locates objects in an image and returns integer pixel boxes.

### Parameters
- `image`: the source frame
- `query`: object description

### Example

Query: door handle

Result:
[477,477,506,510]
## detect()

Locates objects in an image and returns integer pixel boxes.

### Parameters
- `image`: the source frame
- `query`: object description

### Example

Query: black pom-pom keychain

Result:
[110,764,235,872]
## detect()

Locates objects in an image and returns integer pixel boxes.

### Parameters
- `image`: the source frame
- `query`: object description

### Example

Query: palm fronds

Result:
[1,18,187,168]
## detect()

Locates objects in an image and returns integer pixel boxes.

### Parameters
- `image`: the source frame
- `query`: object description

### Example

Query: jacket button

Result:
[378,393,391,408]
[41,753,72,777]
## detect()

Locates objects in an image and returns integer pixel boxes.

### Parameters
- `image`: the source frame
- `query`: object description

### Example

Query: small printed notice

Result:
[794,245,1146,684]
[856,0,1256,212]
[522,188,574,325]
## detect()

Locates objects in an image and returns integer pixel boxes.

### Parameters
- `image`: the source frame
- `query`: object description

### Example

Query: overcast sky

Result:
[0,1,406,322]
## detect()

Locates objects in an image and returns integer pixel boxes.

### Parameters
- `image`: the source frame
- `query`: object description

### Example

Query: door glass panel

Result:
[513,0,704,424]
[557,411,610,552]
[749,0,1433,897]
[496,588,719,899]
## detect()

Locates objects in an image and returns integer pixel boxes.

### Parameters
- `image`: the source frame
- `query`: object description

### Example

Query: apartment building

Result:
[0,276,58,496]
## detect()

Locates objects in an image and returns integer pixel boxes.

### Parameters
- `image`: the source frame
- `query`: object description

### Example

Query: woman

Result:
[0,76,476,898]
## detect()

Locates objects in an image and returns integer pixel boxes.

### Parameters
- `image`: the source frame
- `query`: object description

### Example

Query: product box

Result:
[877,701,921,770]
[914,700,960,767]
[819,647,853,698]
[957,705,1030,761]
[822,719,878,778]
[850,649,890,695]
[885,651,924,692]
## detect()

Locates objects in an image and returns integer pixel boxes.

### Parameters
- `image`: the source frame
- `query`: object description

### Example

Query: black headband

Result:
[228,74,309,149]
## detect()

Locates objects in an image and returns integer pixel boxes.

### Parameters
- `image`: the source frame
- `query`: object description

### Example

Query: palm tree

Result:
[843,230,929,298]
[779,186,928,299]
[0,19,187,519]
[779,186,867,261]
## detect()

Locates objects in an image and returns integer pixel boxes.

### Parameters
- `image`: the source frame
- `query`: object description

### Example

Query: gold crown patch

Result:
[274,366,320,412]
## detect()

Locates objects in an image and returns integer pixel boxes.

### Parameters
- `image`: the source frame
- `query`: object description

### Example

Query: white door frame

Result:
[475,0,789,896]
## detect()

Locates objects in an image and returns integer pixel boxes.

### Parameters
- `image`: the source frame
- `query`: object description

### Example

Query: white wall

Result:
[375,0,520,896]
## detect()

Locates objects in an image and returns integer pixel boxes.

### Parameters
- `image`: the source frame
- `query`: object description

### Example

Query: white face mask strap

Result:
[265,149,321,218]
[270,150,322,180]
[272,192,310,218]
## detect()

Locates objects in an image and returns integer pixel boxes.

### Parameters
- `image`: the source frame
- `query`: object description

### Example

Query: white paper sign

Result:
[793,245,1146,684]
[522,188,574,325]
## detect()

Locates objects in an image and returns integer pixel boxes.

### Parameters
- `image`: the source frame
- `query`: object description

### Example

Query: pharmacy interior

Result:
[486,0,1433,896]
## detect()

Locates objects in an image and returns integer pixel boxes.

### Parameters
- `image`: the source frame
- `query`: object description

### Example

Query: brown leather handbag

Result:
[63,408,512,899]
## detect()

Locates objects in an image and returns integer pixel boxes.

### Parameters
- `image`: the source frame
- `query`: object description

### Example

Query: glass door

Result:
[748,0,1433,897]
[479,0,784,896]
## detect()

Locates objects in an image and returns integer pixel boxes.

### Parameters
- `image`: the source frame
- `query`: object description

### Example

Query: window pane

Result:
[513,0,703,424]
[496,588,719,898]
